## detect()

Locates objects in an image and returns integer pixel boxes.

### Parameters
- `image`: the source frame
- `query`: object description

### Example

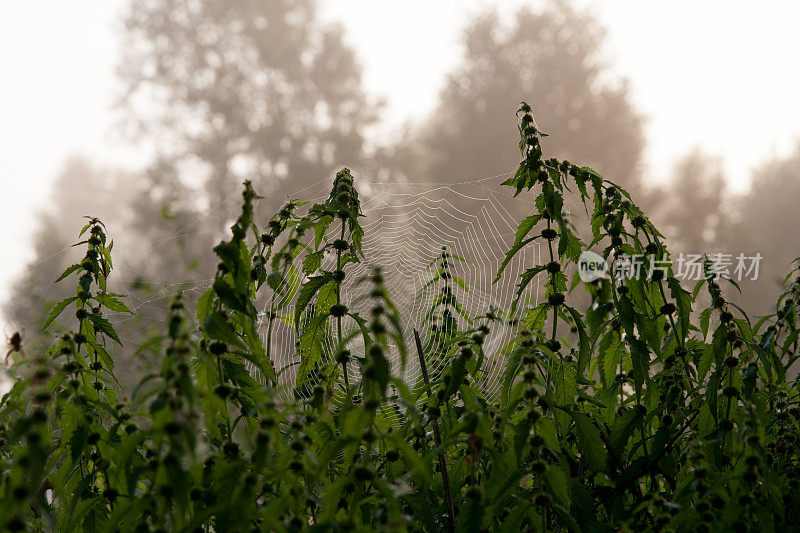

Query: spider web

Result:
[25,170,589,405]
[262,171,545,404]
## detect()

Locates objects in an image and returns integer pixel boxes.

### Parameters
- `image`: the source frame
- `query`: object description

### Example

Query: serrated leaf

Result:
[302,250,323,274]
[213,276,255,317]
[93,293,133,314]
[88,313,122,345]
[294,272,334,330]
[565,305,591,376]
[204,311,245,349]
[315,215,333,249]
[697,342,713,381]
[196,287,215,324]
[515,265,547,303]
[667,276,693,341]
[296,315,328,386]
[496,237,537,284]
[572,411,608,473]
[350,222,364,257]
[609,406,644,457]
[628,337,650,397]
[523,302,550,331]
[42,296,78,331]
[513,416,533,460]
[602,340,624,386]
[56,263,83,282]
[496,211,541,281]
[237,313,276,384]
[544,465,570,509]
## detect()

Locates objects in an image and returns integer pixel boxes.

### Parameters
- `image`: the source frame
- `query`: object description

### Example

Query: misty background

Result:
[2,0,800,365]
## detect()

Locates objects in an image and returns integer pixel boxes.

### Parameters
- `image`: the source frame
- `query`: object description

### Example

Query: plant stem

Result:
[337,223,350,392]
[545,218,558,391]
[721,344,734,455]
[414,329,455,533]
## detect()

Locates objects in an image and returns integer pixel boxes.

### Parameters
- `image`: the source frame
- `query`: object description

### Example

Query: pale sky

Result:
[1,1,799,330]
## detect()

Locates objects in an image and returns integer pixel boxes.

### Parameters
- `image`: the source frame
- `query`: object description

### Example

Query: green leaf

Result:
[500,346,523,404]
[87,338,115,370]
[495,237,536,284]
[370,343,391,396]
[495,214,541,281]
[572,411,608,473]
[628,337,650,396]
[56,263,83,282]
[602,340,624,386]
[42,296,78,331]
[296,315,329,386]
[711,323,727,368]
[213,276,255,317]
[706,369,721,422]
[238,314,276,384]
[565,305,591,376]
[444,355,466,400]
[294,272,334,330]
[570,479,596,526]
[69,424,89,462]
[204,311,245,349]
[667,276,693,341]
[93,293,133,314]
[302,250,323,274]
[697,342,714,381]
[513,416,533,460]
[700,307,711,339]
[635,311,661,353]
[609,406,644,457]
[539,181,563,220]
[523,303,550,331]
[350,222,364,257]
[315,215,333,249]
[503,162,530,196]
[87,313,122,345]
[196,287,215,324]
[557,228,583,262]
[536,417,561,450]
[544,465,571,509]
[515,265,547,303]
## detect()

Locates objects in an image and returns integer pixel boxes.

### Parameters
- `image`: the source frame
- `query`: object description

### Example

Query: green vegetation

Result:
[2,105,799,532]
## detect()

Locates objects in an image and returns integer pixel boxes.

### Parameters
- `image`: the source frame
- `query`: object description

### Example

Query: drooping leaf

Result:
[609,406,644,457]
[87,313,122,345]
[565,305,591,376]
[667,276,693,341]
[296,315,329,386]
[571,411,608,473]
[204,311,245,349]
[294,272,335,330]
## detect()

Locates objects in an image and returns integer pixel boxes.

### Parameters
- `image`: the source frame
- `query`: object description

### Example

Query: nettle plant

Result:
[2,104,800,532]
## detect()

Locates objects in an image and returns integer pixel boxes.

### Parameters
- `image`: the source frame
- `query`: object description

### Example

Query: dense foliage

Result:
[2,105,799,532]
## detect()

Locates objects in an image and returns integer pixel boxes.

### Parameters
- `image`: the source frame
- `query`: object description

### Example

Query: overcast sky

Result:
[1,0,799,330]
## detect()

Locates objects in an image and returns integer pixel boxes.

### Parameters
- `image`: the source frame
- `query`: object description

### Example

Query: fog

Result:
[2,0,800,350]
